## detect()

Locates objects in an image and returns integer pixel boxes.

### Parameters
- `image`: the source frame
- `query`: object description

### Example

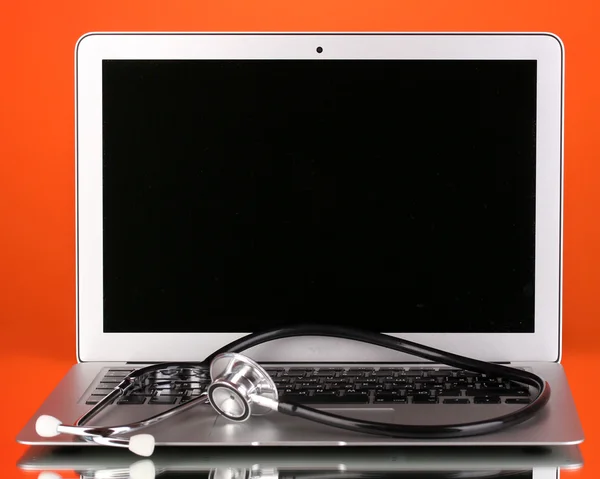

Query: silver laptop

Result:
[17,32,584,447]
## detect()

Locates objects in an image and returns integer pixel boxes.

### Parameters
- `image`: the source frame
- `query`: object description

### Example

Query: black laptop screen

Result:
[101,59,537,333]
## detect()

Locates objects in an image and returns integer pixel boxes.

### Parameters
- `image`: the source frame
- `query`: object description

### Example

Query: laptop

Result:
[16,32,584,447]
[17,445,585,479]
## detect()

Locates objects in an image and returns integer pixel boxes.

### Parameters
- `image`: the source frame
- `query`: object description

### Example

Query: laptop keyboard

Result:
[85,366,531,406]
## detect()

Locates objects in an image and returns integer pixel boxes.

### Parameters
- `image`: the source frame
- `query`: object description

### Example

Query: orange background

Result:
[0,0,599,476]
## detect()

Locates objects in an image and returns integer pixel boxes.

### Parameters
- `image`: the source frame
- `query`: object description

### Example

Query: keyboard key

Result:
[153,384,180,390]
[338,373,364,381]
[297,378,321,384]
[357,378,379,384]
[274,378,291,385]
[410,390,432,397]
[327,382,355,390]
[314,369,342,376]
[158,390,185,396]
[474,396,501,404]
[388,382,412,389]
[481,382,507,389]
[296,385,321,392]
[412,396,438,404]
[341,374,365,380]
[174,381,206,388]
[313,389,340,397]
[333,377,355,383]
[105,370,132,377]
[404,370,425,377]
[505,398,531,404]
[507,388,530,396]
[429,370,454,377]
[414,378,436,384]
[374,370,396,377]
[469,388,530,397]
[379,376,396,383]
[283,387,303,394]
[446,383,472,389]
[284,370,307,377]
[149,396,178,405]
[393,377,411,383]
[340,393,371,403]
[443,398,471,404]
[439,389,463,396]
[117,396,146,405]
[93,387,114,393]
[345,390,369,395]
[130,390,155,396]
[375,393,407,403]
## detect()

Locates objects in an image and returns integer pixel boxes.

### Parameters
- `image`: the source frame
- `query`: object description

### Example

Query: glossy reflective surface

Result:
[13,444,585,479]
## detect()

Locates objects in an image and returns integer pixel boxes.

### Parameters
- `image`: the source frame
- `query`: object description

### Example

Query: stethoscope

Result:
[35,325,551,457]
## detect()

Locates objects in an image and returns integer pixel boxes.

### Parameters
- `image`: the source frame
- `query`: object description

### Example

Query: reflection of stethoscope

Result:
[38,464,531,479]
[35,325,550,457]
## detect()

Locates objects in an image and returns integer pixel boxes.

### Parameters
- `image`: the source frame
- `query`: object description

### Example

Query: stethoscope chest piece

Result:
[208,352,278,421]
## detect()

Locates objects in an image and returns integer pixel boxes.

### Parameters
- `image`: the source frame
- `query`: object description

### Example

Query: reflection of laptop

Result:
[17,445,585,479]
[16,33,584,447]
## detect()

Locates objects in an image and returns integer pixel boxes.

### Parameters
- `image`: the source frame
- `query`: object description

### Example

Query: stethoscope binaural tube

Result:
[34,324,551,455]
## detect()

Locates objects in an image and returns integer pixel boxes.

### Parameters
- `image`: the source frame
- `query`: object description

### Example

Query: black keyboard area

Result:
[86,366,531,406]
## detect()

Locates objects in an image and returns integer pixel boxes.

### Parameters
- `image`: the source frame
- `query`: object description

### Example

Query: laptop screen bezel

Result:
[75,33,563,363]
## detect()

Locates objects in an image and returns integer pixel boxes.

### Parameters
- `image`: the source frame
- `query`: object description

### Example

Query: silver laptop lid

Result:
[75,33,563,364]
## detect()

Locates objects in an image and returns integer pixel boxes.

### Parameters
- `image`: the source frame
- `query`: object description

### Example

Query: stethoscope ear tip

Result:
[128,434,156,457]
[130,459,156,479]
[35,415,62,438]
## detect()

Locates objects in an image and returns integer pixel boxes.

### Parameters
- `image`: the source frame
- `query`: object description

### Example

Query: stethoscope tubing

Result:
[62,325,549,444]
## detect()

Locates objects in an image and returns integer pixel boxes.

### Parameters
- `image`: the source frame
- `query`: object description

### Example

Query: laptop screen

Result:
[101,59,537,334]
